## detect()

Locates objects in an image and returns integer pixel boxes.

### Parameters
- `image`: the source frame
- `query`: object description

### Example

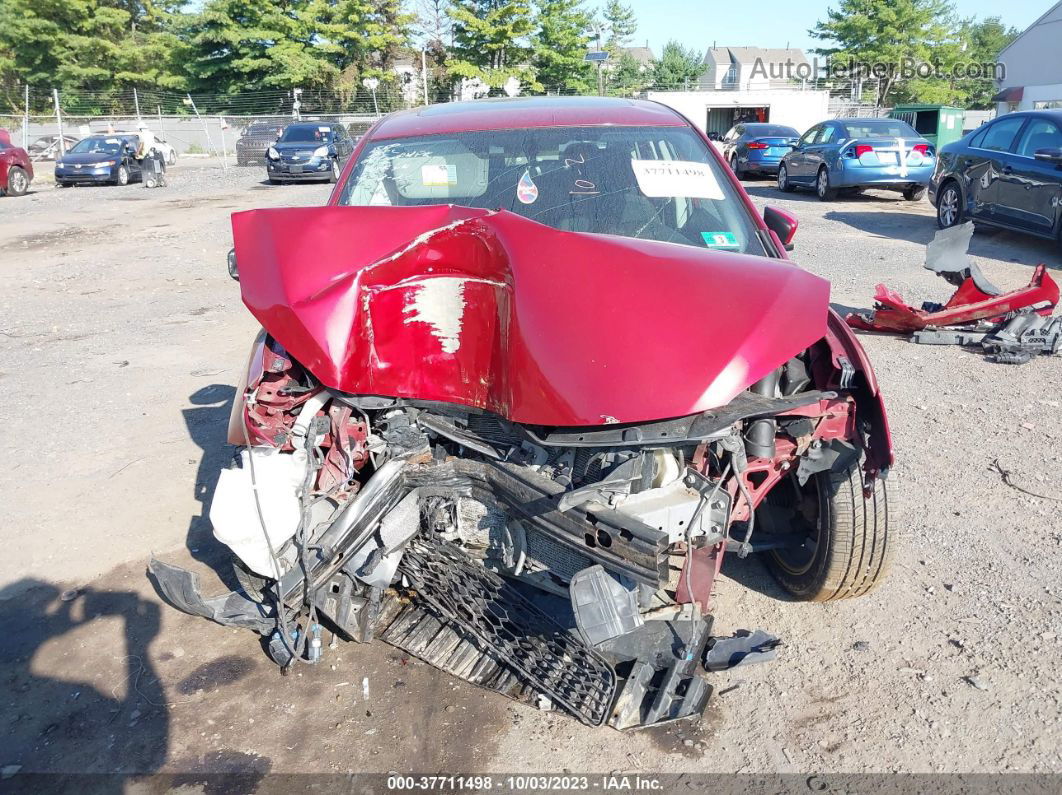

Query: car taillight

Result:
[747,141,769,149]
[855,144,875,157]
[912,144,930,155]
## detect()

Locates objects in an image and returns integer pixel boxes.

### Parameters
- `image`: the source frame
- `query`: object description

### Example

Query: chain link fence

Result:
[3,79,903,156]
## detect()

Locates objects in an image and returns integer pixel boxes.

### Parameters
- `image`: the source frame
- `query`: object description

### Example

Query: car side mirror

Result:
[227,248,239,281]
[1034,147,1062,164]
[764,206,798,251]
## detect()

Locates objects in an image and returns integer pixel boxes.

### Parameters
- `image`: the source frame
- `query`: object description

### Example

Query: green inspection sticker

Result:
[701,231,740,249]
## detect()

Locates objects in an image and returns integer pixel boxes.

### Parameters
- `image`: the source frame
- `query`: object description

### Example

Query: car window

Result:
[68,137,124,155]
[799,127,820,146]
[723,126,739,142]
[746,124,799,138]
[280,125,333,143]
[840,120,919,138]
[977,117,1026,152]
[968,126,990,148]
[818,126,837,144]
[338,125,766,256]
[1014,118,1062,157]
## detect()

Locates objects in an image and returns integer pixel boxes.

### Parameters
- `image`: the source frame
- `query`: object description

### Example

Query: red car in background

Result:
[0,129,33,197]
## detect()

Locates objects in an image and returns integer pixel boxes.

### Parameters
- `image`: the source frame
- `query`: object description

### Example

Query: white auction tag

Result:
[421,163,456,187]
[631,159,724,200]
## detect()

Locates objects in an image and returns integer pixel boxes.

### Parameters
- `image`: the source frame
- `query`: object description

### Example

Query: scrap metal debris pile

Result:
[846,222,1061,364]
[151,205,893,730]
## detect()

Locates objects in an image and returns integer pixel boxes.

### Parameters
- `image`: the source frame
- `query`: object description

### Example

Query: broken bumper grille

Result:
[396,534,617,726]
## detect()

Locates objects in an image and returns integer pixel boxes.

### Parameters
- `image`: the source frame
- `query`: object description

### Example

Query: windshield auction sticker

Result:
[631,159,724,200]
[421,163,457,187]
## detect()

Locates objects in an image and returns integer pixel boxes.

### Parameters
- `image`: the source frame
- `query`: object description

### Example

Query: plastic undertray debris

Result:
[570,565,643,646]
[396,534,618,726]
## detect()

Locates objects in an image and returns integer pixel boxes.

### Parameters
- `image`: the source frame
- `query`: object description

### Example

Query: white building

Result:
[646,88,830,138]
[994,1,1062,113]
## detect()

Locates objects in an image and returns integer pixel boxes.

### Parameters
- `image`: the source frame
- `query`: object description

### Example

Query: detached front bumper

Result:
[266,158,332,180]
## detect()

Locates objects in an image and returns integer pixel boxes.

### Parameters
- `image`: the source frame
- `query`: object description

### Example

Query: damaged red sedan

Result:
[152,97,895,730]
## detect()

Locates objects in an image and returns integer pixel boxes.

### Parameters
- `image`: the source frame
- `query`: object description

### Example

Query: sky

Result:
[614,0,1051,55]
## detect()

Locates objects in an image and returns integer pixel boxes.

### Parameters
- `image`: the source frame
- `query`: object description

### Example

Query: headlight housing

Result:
[267,146,280,160]
[313,145,329,158]
[98,160,116,167]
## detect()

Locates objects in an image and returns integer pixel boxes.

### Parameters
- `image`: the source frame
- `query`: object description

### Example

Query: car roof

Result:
[365,97,688,141]
[987,109,1062,122]
[286,121,336,128]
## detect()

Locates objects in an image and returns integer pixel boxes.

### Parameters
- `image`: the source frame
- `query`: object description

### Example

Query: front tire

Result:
[166,150,177,166]
[777,163,795,193]
[936,181,963,228]
[115,165,129,186]
[328,157,341,183]
[816,167,837,201]
[730,155,744,180]
[763,460,895,601]
[904,185,927,202]
[6,166,29,196]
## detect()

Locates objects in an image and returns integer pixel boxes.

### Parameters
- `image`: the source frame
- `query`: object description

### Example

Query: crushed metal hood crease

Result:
[232,205,830,426]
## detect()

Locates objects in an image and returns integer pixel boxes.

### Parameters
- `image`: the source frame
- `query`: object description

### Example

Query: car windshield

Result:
[68,137,124,155]
[246,124,279,136]
[338,125,765,255]
[281,126,333,143]
[841,120,919,138]
[746,125,798,137]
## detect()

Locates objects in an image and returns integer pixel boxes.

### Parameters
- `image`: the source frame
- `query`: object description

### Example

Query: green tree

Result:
[185,0,409,106]
[649,40,705,89]
[960,16,1019,108]
[606,51,649,96]
[448,0,537,90]
[532,0,593,94]
[600,0,636,53]
[810,0,956,106]
[0,0,187,112]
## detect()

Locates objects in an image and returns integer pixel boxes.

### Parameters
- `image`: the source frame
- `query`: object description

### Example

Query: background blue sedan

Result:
[777,118,935,201]
[55,135,142,187]
[721,123,799,178]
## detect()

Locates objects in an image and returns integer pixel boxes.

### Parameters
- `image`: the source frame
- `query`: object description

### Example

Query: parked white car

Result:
[115,131,177,166]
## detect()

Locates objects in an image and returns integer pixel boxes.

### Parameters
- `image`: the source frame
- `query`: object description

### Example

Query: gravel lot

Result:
[2,159,1060,780]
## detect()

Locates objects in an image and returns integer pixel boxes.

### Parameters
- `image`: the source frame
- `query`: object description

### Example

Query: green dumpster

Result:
[889,105,965,148]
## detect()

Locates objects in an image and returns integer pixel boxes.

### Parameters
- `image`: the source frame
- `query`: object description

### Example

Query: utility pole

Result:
[133,87,141,121]
[421,50,429,106]
[584,30,609,97]
[52,89,66,155]
[23,84,29,149]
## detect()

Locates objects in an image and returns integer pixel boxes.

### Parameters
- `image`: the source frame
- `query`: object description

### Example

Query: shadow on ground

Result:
[181,384,242,591]
[0,578,168,790]
[720,553,797,603]
[823,210,1061,266]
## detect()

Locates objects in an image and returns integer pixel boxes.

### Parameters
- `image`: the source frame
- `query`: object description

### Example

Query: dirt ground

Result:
[2,159,1060,782]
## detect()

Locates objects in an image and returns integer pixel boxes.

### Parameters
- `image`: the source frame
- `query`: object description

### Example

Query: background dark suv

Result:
[931,110,1062,247]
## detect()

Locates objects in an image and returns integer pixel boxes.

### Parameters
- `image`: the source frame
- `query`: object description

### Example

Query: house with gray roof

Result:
[699,47,811,91]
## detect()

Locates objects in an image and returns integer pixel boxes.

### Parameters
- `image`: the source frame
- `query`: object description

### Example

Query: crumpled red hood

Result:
[232,205,830,426]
